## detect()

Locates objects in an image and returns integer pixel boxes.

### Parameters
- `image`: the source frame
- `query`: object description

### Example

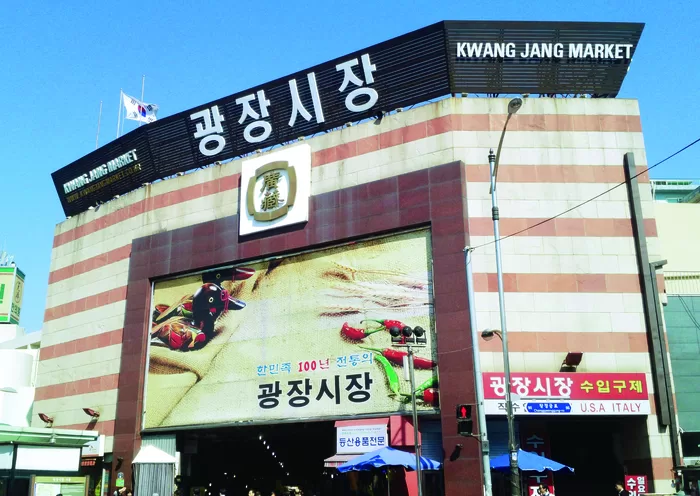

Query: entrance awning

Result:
[0,425,98,447]
[324,454,357,468]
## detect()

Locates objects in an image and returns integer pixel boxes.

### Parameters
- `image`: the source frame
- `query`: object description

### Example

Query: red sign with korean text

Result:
[521,426,555,495]
[625,475,648,496]
[483,373,648,400]
[482,373,650,416]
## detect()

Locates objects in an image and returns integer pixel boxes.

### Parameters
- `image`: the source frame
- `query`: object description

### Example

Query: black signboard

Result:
[52,20,643,217]
[446,21,643,96]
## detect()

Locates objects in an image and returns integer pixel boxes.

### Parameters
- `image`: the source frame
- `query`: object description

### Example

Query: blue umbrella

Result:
[337,447,442,473]
[490,449,574,473]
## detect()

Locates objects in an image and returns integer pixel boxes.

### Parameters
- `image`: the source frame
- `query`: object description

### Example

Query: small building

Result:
[654,191,700,486]
[1,328,101,496]
[651,179,700,203]
[0,326,41,427]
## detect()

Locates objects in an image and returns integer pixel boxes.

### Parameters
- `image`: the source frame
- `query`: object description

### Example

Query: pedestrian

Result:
[616,482,630,496]
[689,481,699,496]
[114,488,127,496]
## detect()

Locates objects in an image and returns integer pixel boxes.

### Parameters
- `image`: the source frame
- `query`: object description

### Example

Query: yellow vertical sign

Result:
[0,267,24,324]
[10,268,24,324]
[0,268,14,323]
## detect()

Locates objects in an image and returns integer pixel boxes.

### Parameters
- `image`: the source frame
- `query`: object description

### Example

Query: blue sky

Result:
[1,0,698,333]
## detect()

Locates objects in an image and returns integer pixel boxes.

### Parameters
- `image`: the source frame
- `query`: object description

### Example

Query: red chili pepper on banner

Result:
[340,322,384,341]
[421,388,440,407]
[362,319,407,332]
[360,346,436,369]
[341,323,366,340]
[234,267,255,280]
[400,388,440,407]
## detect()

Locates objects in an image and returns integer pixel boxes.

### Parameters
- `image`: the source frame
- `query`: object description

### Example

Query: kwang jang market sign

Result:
[483,372,650,416]
[52,21,643,217]
[62,149,140,199]
[456,42,635,59]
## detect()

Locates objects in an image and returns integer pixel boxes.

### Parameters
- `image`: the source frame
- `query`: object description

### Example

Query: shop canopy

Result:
[337,447,442,472]
[490,450,574,473]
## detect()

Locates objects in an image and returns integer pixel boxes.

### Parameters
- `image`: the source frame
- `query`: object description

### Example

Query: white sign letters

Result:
[456,42,634,60]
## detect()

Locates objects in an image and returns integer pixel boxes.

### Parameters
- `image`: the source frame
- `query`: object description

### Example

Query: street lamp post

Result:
[488,98,523,496]
[391,325,428,496]
[407,343,423,496]
[465,246,493,496]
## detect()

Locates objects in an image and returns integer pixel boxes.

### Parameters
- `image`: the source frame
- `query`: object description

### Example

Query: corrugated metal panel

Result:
[142,433,177,457]
[420,419,444,462]
[487,419,520,458]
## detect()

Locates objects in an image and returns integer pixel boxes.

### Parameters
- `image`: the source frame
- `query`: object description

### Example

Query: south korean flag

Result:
[122,92,159,124]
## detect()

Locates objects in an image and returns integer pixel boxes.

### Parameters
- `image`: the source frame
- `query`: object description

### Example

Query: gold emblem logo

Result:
[246,161,297,222]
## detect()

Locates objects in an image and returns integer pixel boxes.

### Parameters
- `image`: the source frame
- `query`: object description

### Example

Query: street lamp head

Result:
[82,407,100,418]
[508,98,523,115]
[481,328,502,342]
[38,413,54,426]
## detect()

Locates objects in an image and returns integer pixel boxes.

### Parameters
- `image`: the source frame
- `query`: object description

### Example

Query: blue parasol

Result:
[490,449,574,473]
[337,446,442,473]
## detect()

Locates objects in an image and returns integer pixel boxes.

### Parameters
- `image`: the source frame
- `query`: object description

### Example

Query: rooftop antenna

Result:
[0,247,15,267]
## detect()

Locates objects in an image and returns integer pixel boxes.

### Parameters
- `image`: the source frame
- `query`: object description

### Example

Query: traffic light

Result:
[389,326,403,345]
[390,325,428,345]
[456,404,473,436]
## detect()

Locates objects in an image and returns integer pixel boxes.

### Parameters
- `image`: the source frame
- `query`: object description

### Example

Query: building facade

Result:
[35,93,679,496]
[0,325,40,427]
[654,196,700,483]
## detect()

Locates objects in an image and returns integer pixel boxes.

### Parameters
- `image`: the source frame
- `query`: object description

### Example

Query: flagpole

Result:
[116,89,123,138]
[95,100,103,150]
[139,75,145,127]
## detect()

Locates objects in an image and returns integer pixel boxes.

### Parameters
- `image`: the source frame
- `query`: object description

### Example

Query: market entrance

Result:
[518,417,653,496]
[176,418,444,496]
[178,420,338,496]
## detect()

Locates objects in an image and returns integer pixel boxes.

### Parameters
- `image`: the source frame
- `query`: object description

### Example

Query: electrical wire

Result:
[470,136,700,250]
[677,295,700,332]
